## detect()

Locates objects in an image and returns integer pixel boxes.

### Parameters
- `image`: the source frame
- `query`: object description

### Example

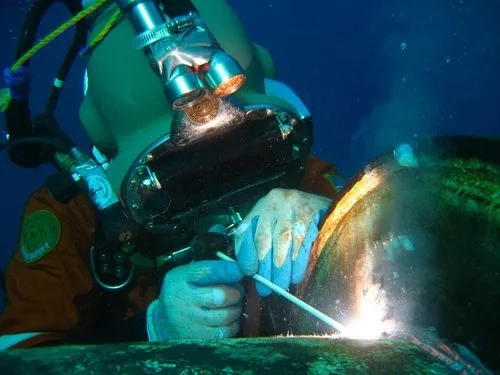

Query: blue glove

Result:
[147,260,244,340]
[234,188,330,296]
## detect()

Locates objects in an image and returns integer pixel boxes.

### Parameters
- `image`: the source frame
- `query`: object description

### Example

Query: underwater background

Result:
[0,0,499,314]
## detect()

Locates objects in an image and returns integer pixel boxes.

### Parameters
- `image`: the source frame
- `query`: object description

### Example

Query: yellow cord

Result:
[0,0,123,112]
[88,8,123,50]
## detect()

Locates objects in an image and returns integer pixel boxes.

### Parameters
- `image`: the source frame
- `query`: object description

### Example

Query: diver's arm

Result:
[0,188,100,349]
[77,155,342,344]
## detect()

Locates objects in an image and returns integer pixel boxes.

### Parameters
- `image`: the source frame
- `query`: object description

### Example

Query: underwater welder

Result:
[0,0,341,348]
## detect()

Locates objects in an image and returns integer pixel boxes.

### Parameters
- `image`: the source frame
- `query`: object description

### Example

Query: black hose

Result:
[15,0,56,59]
[6,0,60,141]
[15,0,87,58]
[5,0,89,167]
[46,0,88,115]
[8,137,69,153]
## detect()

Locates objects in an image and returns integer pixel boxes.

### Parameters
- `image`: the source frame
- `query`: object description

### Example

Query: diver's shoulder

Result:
[28,185,92,211]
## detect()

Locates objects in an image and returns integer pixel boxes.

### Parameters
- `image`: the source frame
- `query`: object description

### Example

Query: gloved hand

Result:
[147,260,244,340]
[233,188,331,296]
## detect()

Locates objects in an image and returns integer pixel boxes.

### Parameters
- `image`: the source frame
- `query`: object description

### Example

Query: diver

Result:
[0,0,339,348]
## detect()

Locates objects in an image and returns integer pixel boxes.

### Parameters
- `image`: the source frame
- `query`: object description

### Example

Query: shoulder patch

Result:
[20,210,62,263]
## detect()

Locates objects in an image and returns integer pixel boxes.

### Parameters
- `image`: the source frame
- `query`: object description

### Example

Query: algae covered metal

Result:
[266,135,500,372]
[0,337,476,374]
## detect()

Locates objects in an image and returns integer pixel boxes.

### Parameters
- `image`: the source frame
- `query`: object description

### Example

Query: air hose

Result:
[2,0,92,168]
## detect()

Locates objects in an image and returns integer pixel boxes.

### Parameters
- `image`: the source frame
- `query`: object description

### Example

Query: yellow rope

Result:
[88,8,123,50]
[0,0,122,112]
[13,0,111,72]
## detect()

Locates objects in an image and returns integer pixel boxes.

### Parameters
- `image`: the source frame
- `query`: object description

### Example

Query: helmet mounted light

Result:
[116,0,246,110]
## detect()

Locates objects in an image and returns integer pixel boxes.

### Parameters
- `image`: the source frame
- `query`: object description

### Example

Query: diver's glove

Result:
[147,260,244,340]
[234,188,331,296]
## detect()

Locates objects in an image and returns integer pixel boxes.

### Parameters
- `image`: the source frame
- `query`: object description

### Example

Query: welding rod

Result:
[216,251,347,334]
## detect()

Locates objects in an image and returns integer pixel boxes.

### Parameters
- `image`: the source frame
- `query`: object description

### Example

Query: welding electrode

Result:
[216,252,347,334]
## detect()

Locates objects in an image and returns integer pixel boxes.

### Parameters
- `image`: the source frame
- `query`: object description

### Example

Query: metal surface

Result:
[265,136,500,371]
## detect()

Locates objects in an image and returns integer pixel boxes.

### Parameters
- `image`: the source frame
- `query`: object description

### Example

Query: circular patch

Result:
[20,210,62,263]
[184,93,219,124]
